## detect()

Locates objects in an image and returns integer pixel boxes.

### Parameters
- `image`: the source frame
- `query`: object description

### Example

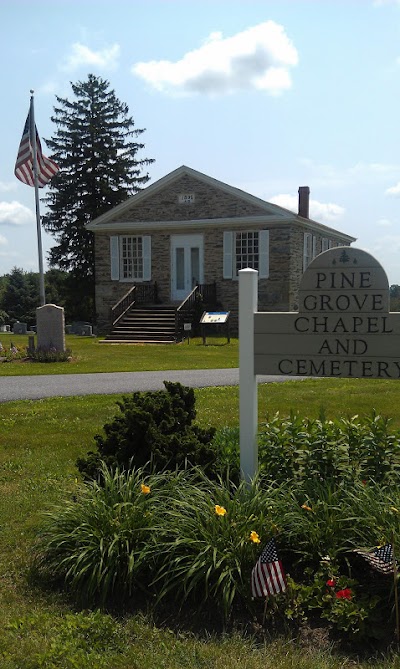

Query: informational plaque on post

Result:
[200,312,230,324]
[254,247,400,379]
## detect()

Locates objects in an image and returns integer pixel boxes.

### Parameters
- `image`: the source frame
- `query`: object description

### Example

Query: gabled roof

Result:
[86,165,356,242]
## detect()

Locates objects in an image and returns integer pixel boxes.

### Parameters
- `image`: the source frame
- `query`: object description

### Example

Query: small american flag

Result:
[15,109,59,187]
[251,538,287,598]
[353,544,396,575]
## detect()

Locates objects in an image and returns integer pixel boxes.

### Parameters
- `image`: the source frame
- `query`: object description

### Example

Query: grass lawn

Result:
[0,333,238,375]
[2,380,400,667]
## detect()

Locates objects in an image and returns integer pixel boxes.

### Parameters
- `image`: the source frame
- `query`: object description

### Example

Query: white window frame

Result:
[223,230,269,280]
[110,235,151,282]
[303,232,313,271]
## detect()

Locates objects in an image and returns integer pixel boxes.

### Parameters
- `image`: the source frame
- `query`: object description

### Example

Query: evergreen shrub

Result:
[77,381,216,481]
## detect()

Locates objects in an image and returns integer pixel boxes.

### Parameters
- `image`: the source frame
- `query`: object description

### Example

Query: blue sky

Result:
[2,0,400,283]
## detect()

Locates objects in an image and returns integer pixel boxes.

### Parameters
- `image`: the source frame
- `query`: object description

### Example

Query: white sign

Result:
[238,248,400,482]
[200,311,230,324]
[254,247,400,379]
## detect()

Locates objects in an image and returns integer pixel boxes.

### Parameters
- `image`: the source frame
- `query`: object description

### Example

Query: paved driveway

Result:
[0,369,300,402]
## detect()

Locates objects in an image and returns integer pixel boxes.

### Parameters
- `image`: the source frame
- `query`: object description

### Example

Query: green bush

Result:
[35,464,280,618]
[258,412,400,487]
[34,465,164,604]
[77,381,216,481]
[152,469,279,621]
[35,462,400,641]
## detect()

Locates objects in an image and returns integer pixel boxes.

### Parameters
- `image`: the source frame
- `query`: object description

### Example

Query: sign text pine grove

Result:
[254,247,400,379]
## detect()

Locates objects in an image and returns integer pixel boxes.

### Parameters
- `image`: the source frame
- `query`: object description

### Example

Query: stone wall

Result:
[118,174,270,222]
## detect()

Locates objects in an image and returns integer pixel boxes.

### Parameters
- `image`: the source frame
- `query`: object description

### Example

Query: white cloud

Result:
[377,218,393,227]
[386,181,400,196]
[132,21,298,96]
[62,42,120,72]
[269,194,345,222]
[0,234,7,245]
[0,201,35,226]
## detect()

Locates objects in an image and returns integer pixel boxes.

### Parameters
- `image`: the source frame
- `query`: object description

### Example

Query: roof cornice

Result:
[87,214,356,242]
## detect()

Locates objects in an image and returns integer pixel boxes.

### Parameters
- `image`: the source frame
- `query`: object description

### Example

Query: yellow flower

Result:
[391,507,400,514]
[141,484,151,495]
[301,503,313,512]
[249,531,261,543]
[214,504,227,516]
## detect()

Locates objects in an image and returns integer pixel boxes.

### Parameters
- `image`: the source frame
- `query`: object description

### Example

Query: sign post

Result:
[239,269,258,482]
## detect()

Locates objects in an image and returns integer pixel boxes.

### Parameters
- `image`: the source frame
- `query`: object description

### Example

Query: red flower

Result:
[326,579,336,587]
[335,588,352,600]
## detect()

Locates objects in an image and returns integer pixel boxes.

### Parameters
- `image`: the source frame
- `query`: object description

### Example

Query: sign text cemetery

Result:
[239,247,400,481]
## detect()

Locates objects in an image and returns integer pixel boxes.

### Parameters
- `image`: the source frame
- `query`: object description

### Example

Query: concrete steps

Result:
[102,306,178,344]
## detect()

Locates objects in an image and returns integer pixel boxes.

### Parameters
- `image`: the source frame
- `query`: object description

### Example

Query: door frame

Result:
[170,234,204,301]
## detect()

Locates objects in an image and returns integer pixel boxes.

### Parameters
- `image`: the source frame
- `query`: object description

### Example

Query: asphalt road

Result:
[0,369,301,402]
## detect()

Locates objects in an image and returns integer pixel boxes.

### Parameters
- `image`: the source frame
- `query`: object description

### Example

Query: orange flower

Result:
[301,503,313,512]
[214,504,227,516]
[141,484,151,495]
[249,531,261,543]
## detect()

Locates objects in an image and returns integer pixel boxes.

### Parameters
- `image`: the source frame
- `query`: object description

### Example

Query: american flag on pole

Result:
[251,538,287,598]
[14,109,59,187]
[353,544,397,575]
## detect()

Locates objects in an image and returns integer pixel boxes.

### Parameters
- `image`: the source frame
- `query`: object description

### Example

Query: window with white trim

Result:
[121,236,144,280]
[223,230,269,279]
[235,231,259,274]
[303,232,317,271]
[110,235,151,282]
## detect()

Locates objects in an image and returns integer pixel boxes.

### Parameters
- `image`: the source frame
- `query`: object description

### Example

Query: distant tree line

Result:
[0,267,92,326]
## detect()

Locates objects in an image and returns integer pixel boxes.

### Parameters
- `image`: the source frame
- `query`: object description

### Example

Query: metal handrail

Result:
[111,286,137,326]
[176,285,199,313]
[110,283,159,328]
[175,282,217,340]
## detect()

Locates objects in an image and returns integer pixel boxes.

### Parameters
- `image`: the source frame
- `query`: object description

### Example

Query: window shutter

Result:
[258,230,269,278]
[223,231,233,279]
[303,232,312,271]
[322,238,329,252]
[142,235,151,281]
[312,235,317,259]
[110,236,120,280]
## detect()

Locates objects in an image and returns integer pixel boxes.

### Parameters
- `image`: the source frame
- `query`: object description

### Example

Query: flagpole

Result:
[29,90,46,306]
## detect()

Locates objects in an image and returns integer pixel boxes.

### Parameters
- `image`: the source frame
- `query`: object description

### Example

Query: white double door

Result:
[171,234,204,301]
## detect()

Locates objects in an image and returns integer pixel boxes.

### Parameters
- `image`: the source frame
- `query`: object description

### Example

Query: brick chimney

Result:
[298,186,310,218]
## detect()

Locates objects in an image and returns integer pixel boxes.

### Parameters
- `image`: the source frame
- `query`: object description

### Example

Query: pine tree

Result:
[1,267,39,325]
[42,74,154,317]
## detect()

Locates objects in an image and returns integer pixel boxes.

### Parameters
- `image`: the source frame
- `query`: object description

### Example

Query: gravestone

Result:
[36,304,66,352]
[13,322,27,335]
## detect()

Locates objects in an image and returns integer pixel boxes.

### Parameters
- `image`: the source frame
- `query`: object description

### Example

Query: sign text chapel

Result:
[254,248,400,379]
